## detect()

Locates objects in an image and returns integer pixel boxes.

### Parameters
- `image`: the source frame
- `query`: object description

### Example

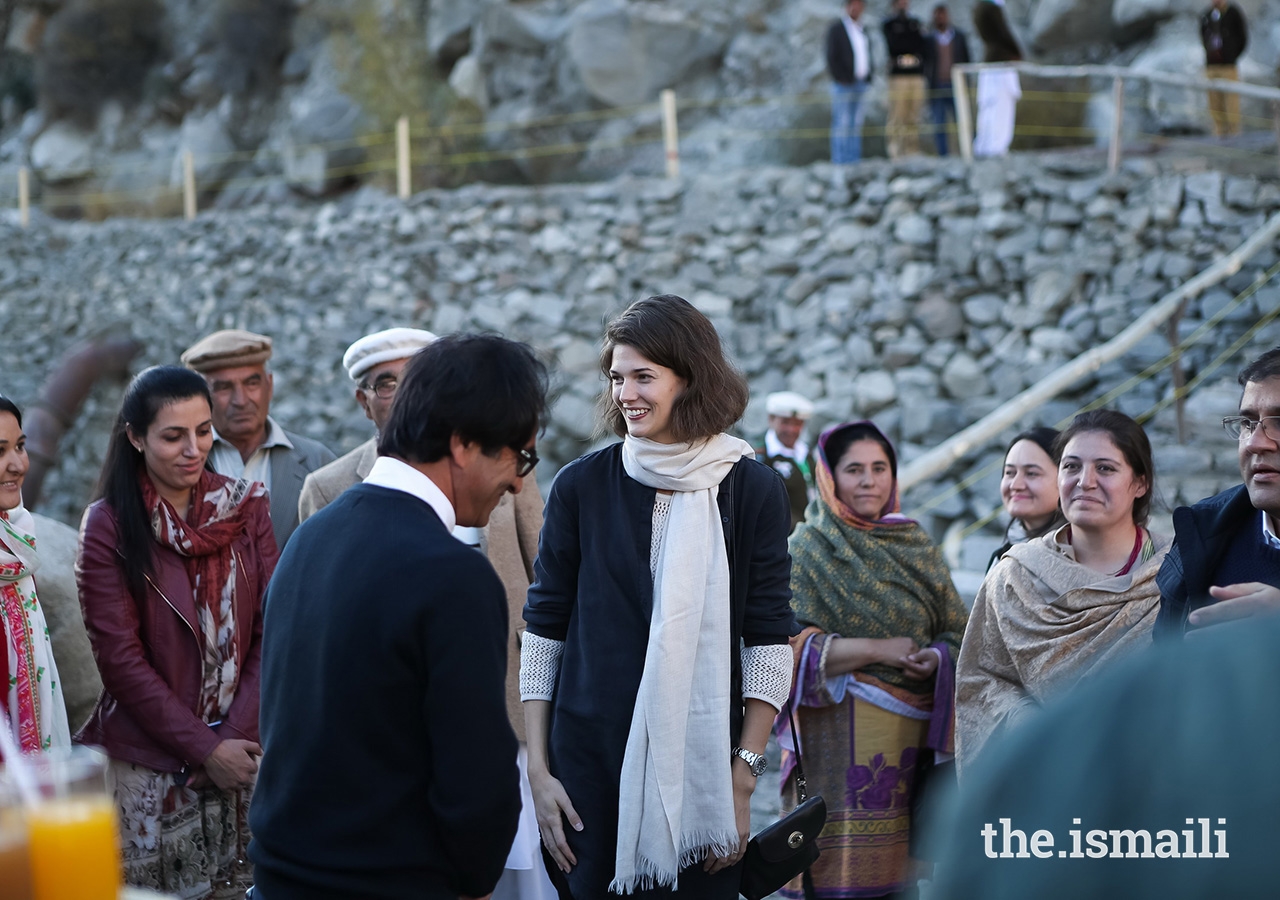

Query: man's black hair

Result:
[378,333,549,463]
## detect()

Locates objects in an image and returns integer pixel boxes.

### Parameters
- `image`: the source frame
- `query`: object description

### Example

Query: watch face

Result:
[751,755,768,776]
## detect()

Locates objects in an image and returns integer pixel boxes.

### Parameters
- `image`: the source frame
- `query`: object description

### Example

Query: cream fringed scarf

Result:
[611,434,754,894]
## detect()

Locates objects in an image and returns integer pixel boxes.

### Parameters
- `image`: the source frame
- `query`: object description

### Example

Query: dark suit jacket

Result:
[827,18,873,85]
[1154,483,1255,638]
[266,430,336,550]
[250,484,520,900]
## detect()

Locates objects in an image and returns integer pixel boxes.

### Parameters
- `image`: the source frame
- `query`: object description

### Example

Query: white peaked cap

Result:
[343,327,438,382]
[765,391,815,419]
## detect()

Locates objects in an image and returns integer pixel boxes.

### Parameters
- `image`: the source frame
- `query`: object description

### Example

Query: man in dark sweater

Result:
[1156,346,1280,637]
[249,334,549,900]
[883,0,929,158]
[923,4,971,156]
[1200,0,1248,137]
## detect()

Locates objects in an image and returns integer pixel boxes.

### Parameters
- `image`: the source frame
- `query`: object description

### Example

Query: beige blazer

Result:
[297,437,543,741]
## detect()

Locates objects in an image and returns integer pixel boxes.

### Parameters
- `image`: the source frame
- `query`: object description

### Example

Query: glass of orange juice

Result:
[0,776,34,900]
[24,746,120,900]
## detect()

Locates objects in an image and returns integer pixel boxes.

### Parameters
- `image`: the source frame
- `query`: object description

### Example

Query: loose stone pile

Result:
[4,151,1279,580]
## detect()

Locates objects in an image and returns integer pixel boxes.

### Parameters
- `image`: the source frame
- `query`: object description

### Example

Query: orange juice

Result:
[26,796,119,900]
[0,815,33,900]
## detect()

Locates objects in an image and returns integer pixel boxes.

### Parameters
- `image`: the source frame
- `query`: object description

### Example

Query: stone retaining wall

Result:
[4,151,1279,579]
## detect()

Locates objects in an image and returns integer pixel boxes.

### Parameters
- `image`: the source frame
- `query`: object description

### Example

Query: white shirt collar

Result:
[211,416,294,454]
[1262,509,1280,551]
[363,456,457,533]
[765,429,810,463]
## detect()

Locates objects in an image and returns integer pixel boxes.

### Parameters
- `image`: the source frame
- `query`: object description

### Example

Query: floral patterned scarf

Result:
[1,505,70,754]
[141,470,266,721]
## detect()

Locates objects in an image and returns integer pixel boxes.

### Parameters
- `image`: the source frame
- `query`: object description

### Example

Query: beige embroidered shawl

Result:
[955,528,1171,775]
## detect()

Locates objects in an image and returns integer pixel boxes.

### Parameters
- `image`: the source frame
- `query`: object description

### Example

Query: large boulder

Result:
[30,121,96,182]
[1028,0,1117,51]
[566,0,730,107]
[427,0,479,66]
[1128,20,1212,133]
[1112,0,1184,32]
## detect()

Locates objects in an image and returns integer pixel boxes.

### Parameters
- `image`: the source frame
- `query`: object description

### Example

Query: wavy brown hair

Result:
[598,294,749,442]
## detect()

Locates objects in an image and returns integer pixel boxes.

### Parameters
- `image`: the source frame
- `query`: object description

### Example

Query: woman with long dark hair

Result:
[521,295,797,899]
[0,395,71,755]
[76,365,277,899]
[778,420,969,899]
[956,409,1170,774]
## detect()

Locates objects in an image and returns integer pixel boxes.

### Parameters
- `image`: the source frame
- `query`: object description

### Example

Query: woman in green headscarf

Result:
[775,421,968,899]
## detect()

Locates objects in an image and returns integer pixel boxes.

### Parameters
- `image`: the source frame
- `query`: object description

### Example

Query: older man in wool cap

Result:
[298,327,440,522]
[755,390,816,532]
[182,329,335,550]
[297,326,552,900]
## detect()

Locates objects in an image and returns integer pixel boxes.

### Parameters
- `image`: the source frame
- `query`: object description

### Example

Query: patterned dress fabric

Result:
[0,505,70,753]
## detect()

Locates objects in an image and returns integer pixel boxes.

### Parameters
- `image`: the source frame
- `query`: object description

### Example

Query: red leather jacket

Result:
[75,493,277,772]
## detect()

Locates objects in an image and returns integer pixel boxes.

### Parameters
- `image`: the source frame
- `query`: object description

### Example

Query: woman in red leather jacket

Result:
[76,365,277,900]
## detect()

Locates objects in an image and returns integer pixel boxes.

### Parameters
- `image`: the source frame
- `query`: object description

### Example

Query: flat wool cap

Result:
[765,391,815,419]
[181,329,273,372]
[343,327,438,382]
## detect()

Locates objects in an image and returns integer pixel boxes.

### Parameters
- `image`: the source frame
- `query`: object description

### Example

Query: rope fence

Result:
[6,62,1280,223]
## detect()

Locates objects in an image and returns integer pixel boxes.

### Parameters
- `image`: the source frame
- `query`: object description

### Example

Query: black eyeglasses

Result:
[516,447,540,478]
[359,378,398,400]
[1223,415,1280,442]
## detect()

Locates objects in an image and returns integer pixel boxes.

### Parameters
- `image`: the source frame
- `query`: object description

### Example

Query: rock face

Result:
[566,0,730,107]
[4,153,1278,585]
[7,0,1278,208]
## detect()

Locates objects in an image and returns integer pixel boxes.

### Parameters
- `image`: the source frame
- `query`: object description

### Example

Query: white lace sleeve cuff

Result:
[741,643,794,711]
[519,632,565,701]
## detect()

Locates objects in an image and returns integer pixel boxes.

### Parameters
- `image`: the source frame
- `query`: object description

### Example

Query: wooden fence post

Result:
[952,67,973,163]
[182,150,196,221]
[396,115,411,200]
[1108,76,1125,174]
[661,89,680,179]
[18,166,29,228]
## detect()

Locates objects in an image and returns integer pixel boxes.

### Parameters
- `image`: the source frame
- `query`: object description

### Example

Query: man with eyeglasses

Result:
[1156,346,1280,636]
[295,327,554,900]
[251,333,549,900]
[298,327,439,521]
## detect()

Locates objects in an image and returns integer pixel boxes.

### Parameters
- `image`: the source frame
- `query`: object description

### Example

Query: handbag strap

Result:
[786,698,810,803]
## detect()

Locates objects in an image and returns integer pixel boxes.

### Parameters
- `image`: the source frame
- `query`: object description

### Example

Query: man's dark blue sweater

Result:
[249,482,520,899]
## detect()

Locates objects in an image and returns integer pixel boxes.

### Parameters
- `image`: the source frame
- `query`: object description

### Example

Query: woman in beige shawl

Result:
[956,410,1171,775]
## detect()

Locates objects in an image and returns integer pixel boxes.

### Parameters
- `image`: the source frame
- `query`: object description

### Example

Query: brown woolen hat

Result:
[181,329,274,373]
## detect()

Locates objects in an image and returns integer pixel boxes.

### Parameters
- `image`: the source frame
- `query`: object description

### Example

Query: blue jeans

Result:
[830,81,869,164]
[930,88,955,156]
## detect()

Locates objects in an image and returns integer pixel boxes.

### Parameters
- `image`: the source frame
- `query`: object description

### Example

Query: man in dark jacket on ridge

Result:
[923,4,970,156]
[826,0,873,163]
[1155,346,1280,638]
[883,0,929,158]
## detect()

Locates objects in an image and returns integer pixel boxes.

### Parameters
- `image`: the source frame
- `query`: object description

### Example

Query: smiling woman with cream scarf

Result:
[521,295,797,900]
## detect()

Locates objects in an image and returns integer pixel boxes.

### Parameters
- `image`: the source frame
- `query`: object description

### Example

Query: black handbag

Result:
[739,701,827,900]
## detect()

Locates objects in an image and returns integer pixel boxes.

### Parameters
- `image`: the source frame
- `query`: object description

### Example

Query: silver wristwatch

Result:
[732,746,768,777]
